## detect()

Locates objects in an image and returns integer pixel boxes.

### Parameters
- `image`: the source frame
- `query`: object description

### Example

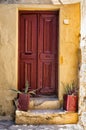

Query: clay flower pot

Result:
[10,80,38,111]
[18,93,30,111]
[63,94,78,112]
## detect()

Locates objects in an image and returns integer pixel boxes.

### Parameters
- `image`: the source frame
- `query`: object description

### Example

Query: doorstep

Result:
[15,110,78,125]
[29,95,60,110]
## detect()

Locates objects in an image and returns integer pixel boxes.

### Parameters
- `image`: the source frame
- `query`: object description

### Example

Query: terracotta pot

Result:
[63,94,78,112]
[18,93,30,111]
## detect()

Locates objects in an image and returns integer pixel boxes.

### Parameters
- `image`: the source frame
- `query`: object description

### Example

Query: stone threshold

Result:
[29,95,60,110]
[15,110,78,125]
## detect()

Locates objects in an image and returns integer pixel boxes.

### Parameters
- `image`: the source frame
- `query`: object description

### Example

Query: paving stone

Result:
[9,124,84,130]
[0,120,84,130]
[0,120,14,130]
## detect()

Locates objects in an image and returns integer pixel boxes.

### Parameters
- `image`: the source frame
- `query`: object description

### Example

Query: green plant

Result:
[10,80,36,96]
[62,81,78,95]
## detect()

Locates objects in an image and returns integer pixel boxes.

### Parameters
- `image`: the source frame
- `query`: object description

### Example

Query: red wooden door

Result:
[19,11,59,95]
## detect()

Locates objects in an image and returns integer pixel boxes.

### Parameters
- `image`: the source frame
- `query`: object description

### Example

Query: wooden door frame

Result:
[18,9,59,97]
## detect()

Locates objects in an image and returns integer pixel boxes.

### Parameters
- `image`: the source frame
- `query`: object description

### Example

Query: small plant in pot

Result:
[62,81,78,112]
[10,81,36,111]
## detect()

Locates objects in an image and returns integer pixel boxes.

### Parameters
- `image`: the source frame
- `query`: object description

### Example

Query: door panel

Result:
[19,13,37,91]
[38,13,57,95]
[19,11,58,95]
[39,62,56,94]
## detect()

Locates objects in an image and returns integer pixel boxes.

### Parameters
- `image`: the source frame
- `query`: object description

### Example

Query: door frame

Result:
[18,9,59,97]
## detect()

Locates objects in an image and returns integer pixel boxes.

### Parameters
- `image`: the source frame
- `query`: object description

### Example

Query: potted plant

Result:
[10,81,36,111]
[62,81,78,112]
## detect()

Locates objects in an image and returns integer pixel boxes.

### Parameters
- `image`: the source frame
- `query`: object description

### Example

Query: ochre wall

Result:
[59,3,80,100]
[0,5,17,116]
[0,3,80,115]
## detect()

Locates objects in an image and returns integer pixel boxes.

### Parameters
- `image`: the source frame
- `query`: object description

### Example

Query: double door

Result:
[19,11,59,95]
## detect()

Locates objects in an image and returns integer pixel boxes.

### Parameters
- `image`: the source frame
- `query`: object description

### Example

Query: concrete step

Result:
[29,95,60,110]
[15,110,78,125]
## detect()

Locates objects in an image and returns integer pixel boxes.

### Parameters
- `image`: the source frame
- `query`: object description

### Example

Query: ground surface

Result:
[0,120,84,130]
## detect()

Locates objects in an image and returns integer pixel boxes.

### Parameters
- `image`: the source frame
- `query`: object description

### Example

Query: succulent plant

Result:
[62,81,78,95]
[10,80,36,96]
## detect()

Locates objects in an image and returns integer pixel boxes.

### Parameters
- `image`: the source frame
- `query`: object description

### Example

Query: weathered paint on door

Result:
[19,11,59,95]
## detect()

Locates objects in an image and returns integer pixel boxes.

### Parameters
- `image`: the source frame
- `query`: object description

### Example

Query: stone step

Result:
[29,95,60,110]
[15,110,78,125]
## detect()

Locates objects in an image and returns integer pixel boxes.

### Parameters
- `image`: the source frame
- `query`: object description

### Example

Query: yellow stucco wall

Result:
[0,3,80,115]
[59,3,80,99]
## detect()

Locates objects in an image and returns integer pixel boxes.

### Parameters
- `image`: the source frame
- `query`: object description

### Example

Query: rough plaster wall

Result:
[0,5,17,115]
[79,0,86,129]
